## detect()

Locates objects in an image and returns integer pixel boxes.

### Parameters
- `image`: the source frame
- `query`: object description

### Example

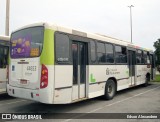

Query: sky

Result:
[0,0,160,50]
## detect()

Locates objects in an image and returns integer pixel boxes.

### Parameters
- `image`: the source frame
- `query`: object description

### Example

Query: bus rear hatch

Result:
[10,26,44,90]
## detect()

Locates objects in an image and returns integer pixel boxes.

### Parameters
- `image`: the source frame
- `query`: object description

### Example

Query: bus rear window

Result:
[10,26,44,58]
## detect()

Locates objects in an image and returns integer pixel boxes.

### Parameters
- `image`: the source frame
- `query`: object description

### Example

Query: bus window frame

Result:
[54,31,72,65]
[105,43,115,64]
[143,51,148,64]
[115,44,128,64]
[89,39,97,64]
[136,49,144,65]
[90,39,115,65]
[96,41,106,64]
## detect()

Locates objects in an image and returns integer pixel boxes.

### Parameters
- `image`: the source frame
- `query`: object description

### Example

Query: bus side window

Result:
[115,46,127,63]
[137,50,142,64]
[55,33,70,63]
[97,42,105,63]
[143,51,147,64]
[105,43,114,63]
[90,40,96,63]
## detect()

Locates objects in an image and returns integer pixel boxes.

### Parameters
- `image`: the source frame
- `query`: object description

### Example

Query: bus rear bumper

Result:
[7,84,53,104]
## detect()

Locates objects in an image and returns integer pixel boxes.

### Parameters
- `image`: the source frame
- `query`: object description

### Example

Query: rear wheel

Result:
[104,79,116,100]
[144,74,150,86]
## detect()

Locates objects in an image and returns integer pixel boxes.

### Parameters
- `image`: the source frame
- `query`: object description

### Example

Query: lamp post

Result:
[5,0,10,36]
[128,5,134,43]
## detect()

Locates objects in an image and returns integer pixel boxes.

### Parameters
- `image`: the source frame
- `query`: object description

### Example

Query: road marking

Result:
[0,100,27,106]
[63,85,160,122]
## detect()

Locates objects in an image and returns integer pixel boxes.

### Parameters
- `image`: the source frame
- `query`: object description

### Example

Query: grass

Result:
[153,75,160,82]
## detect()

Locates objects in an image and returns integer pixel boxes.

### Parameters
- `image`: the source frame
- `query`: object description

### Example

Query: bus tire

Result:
[144,74,150,87]
[104,79,116,100]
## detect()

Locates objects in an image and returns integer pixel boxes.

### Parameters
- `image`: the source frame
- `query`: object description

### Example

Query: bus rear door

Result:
[128,50,136,86]
[72,41,88,101]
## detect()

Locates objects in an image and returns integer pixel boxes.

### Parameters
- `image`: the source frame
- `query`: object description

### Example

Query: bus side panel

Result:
[114,65,129,91]
[0,68,7,82]
[88,65,112,98]
[88,65,129,98]
[0,68,7,92]
[54,65,73,104]
[136,65,143,85]
[40,29,54,65]
[136,65,150,85]
[39,29,55,103]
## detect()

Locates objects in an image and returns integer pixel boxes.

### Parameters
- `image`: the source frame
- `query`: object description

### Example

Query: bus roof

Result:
[0,35,10,41]
[11,22,153,53]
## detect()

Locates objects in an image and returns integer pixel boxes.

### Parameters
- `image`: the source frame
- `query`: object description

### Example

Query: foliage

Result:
[153,39,160,66]
[153,75,160,82]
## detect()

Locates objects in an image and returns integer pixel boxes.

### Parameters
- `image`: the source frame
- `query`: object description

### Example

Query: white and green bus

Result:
[7,23,155,104]
[0,35,10,94]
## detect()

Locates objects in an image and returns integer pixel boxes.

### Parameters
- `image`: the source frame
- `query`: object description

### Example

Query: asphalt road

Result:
[0,82,160,122]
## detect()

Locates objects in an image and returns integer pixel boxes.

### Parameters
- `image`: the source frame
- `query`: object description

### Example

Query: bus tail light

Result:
[40,64,48,89]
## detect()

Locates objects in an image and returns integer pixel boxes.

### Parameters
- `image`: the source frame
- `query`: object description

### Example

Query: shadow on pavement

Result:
[0,93,15,101]
[10,83,157,114]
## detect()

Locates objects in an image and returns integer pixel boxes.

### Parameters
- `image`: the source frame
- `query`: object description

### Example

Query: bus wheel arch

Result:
[104,77,117,100]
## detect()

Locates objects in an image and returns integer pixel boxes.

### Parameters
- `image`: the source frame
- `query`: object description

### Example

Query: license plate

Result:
[20,79,27,84]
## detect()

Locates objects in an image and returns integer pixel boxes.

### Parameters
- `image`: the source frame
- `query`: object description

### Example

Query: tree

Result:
[154,39,160,67]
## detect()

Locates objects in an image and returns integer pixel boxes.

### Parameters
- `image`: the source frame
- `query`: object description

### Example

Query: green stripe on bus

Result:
[90,74,96,83]
[40,29,55,65]
[8,49,11,64]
